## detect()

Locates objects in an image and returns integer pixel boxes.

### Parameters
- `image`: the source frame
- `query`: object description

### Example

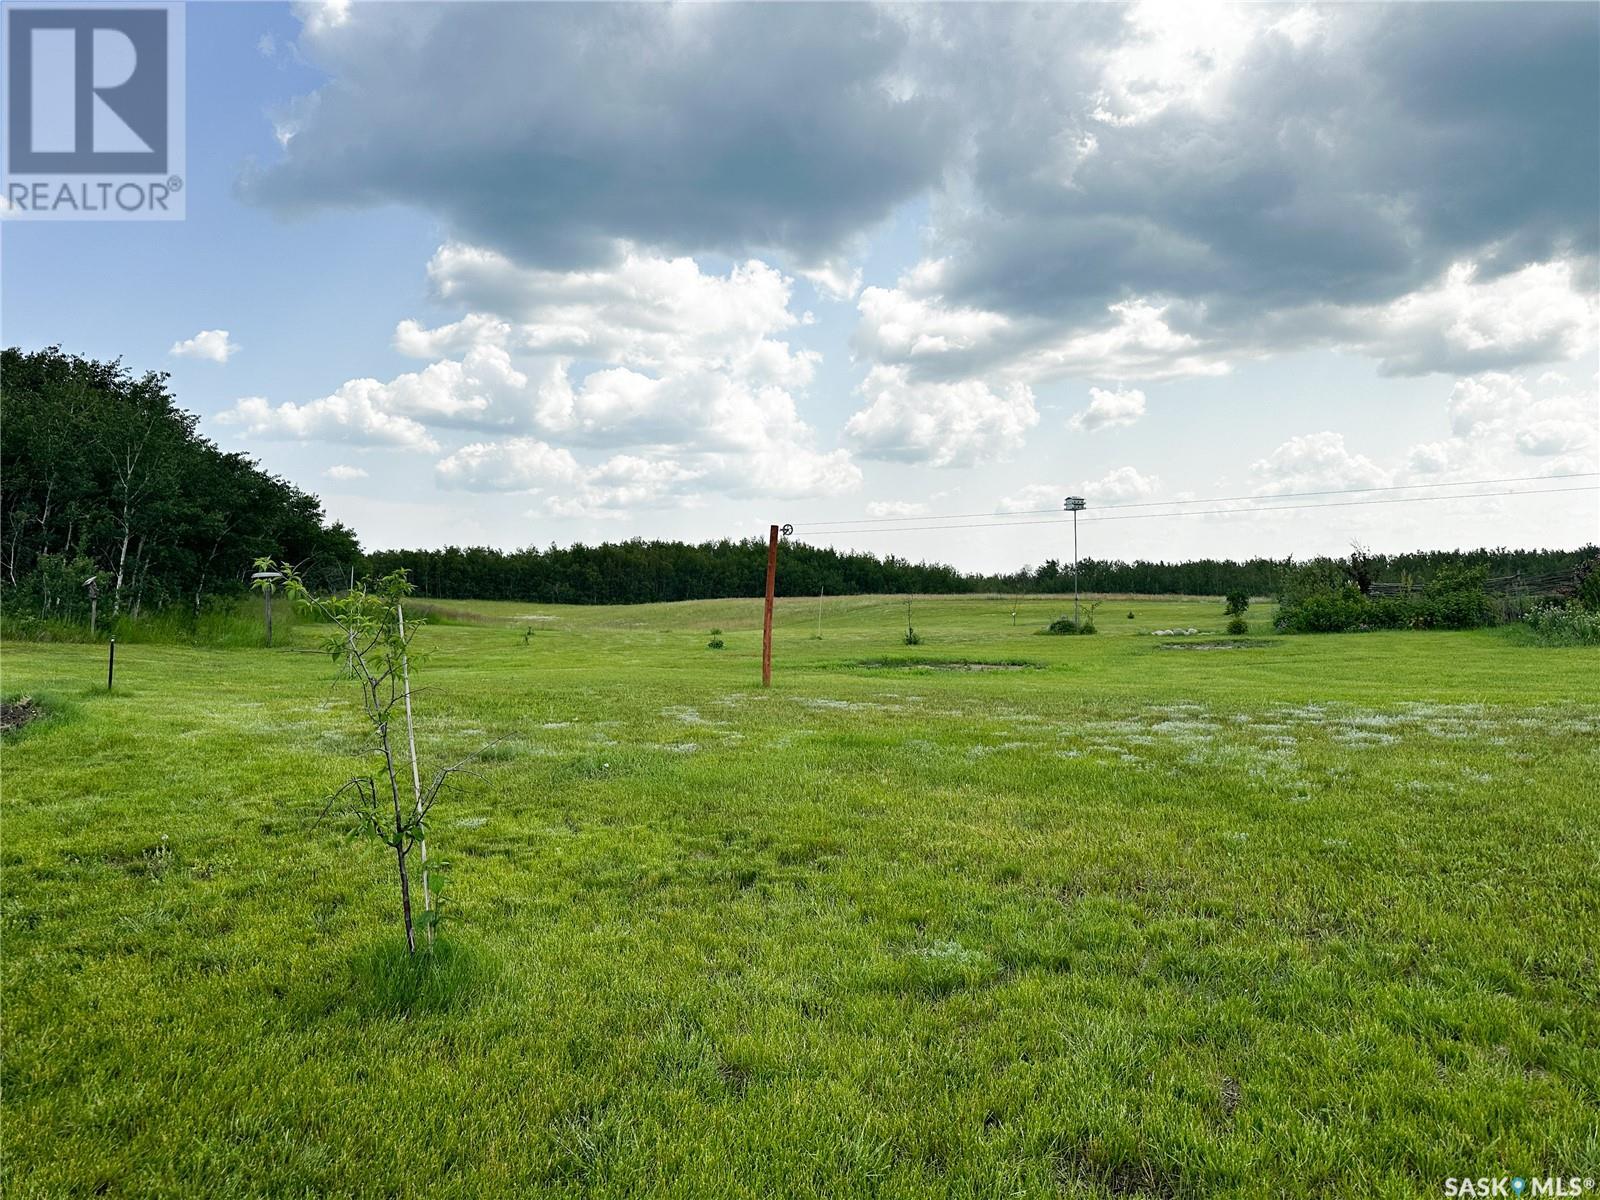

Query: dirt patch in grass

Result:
[1,696,44,734]
[1053,1146,1187,1199]
[854,659,1045,672]
[407,603,499,626]
[1156,641,1273,652]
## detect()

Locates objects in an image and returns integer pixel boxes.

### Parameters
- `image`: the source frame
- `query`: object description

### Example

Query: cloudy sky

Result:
[6,1,1598,570]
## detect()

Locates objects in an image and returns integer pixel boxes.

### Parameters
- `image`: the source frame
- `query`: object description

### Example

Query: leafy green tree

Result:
[1,347,359,628]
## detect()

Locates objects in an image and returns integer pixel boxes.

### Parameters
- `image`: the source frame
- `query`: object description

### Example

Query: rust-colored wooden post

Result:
[762,523,779,687]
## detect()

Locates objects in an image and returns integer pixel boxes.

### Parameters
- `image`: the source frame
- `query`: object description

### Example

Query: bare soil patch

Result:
[1156,641,1273,652]
[1,696,44,733]
[855,659,1044,672]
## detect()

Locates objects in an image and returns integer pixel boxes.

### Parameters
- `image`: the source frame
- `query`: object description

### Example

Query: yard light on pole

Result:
[252,570,285,647]
[1063,497,1087,627]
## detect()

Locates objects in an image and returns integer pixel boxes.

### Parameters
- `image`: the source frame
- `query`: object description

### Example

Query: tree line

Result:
[369,540,1597,606]
[1,346,358,627]
[4,347,1592,623]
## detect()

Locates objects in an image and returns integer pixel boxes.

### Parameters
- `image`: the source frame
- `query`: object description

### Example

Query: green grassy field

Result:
[4,593,1598,1198]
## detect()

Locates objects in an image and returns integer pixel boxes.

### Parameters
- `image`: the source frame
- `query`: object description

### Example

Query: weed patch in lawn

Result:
[345,935,497,1018]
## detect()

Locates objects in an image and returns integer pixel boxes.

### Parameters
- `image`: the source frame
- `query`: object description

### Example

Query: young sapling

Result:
[261,558,480,955]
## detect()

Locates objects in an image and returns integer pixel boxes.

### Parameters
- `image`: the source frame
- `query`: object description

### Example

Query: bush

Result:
[1577,569,1600,613]
[1523,604,1600,646]
[1046,616,1096,635]
[1226,615,1249,635]
[1275,588,1370,632]
[1224,592,1250,616]
[1126,611,1135,620]
[707,635,725,649]
[903,628,922,645]
[1275,561,1495,633]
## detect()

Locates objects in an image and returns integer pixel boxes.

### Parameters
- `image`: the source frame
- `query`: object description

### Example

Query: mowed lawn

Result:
[3,594,1598,1199]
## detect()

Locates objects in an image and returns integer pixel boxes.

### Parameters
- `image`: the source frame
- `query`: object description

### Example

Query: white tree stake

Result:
[397,604,431,943]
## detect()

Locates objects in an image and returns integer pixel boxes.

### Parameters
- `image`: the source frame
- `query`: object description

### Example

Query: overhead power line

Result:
[794,484,1600,537]
[789,471,1600,531]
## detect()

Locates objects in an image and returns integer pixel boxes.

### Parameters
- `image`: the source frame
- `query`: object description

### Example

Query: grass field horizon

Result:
[5,592,1597,1198]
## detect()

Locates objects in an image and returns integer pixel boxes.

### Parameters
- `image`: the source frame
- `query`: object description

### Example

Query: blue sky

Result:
[4,1,1597,571]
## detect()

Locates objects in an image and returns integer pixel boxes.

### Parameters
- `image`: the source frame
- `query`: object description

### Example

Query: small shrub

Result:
[1274,588,1369,632]
[903,628,922,645]
[1047,600,1099,635]
[1226,615,1249,635]
[1046,616,1095,635]
[1577,569,1600,613]
[1523,604,1600,646]
[707,635,725,649]
[1224,592,1250,616]
[1126,611,1135,620]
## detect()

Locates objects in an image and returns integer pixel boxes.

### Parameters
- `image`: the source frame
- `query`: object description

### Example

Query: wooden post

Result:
[762,524,778,687]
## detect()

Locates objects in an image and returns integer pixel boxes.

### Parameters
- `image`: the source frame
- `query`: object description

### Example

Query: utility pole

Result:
[1063,496,1086,627]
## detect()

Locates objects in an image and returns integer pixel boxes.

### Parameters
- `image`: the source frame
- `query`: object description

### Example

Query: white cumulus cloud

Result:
[1080,465,1161,503]
[1069,386,1147,432]
[222,246,860,507]
[1251,432,1390,495]
[435,438,582,493]
[169,329,238,363]
[997,483,1067,514]
[865,500,930,518]
[1404,370,1599,478]
[845,365,1038,468]
[219,393,437,452]
[1328,260,1599,377]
